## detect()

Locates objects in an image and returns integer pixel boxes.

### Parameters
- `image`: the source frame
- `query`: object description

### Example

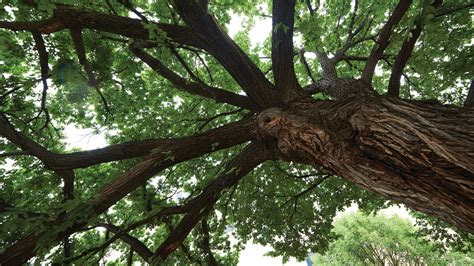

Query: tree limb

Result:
[152,141,273,261]
[0,151,28,158]
[169,45,203,84]
[316,50,337,80]
[388,0,443,98]
[305,0,315,16]
[291,175,330,201]
[299,50,316,83]
[272,0,301,101]
[2,111,255,174]
[69,28,112,116]
[0,113,56,166]
[362,0,413,83]
[0,118,256,264]
[464,80,474,108]
[163,218,201,264]
[117,0,149,22]
[0,6,206,49]
[200,215,218,266]
[130,47,258,110]
[31,31,51,129]
[97,223,153,261]
[172,0,279,108]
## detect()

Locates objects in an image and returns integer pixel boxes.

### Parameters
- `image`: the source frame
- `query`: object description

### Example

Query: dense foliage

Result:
[0,0,472,264]
[312,212,473,265]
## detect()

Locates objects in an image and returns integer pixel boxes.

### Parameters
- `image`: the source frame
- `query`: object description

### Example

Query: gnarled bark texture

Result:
[257,96,474,233]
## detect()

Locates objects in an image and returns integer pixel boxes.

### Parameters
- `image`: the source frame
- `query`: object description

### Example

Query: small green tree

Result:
[312,212,473,265]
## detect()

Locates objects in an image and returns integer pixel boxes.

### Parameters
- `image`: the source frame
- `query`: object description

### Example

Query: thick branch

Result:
[465,80,474,108]
[69,28,111,115]
[31,31,50,126]
[362,0,412,83]
[0,118,256,264]
[130,48,257,110]
[172,0,279,108]
[200,216,218,266]
[162,218,200,264]
[1,115,255,172]
[388,0,443,97]
[2,3,276,107]
[69,28,95,85]
[316,50,337,80]
[153,141,273,261]
[272,0,300,101]
[257,97,474,233]
[0,18,58,32]
[387,26,421,97]
[0,113,56,166]
[0,6,205,49]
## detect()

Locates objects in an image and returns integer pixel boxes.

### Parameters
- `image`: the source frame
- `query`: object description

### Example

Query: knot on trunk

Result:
[257,108,334,166]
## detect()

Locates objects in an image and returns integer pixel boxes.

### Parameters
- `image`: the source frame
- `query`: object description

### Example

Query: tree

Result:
[311,212,474,265]
[0,0,472,264]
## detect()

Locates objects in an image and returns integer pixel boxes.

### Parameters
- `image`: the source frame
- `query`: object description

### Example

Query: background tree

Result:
[0,0,472,264]
[311,212,474,265]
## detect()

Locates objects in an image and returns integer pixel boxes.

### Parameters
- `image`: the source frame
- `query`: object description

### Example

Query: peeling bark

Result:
[257,95,474,233]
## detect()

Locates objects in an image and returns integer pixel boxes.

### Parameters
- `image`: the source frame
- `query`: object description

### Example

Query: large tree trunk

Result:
[257,95,474,233]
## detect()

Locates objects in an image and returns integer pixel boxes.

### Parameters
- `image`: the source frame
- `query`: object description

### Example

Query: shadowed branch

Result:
[131,47,257,110]
[152,141,273,261]
[272,0,301,101]
[362,0,413,83]
[464,80,474,108]
[172,0,279,108]
[387,0,443,97]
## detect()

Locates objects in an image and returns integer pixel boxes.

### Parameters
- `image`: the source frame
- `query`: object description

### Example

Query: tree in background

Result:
[312,212,473,265]
[0,0,473,264]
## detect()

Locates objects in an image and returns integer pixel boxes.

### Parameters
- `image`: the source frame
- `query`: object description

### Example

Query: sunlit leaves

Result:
[312,212,473,265]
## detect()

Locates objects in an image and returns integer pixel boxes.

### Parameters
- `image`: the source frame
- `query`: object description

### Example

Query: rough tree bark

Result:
[257,88,474,233]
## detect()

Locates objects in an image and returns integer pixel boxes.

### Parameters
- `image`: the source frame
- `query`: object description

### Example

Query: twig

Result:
[70,28,113,118]
[299,49,316,83]
[0,151,29,158]
[198,108,243,131]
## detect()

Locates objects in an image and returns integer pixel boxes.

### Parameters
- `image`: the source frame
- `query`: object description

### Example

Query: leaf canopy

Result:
[0,0,472,264]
